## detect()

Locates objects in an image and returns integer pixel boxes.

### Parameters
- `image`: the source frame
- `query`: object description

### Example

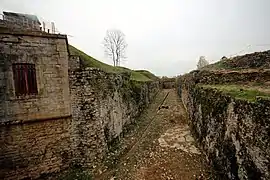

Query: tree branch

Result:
[102,29,127,66]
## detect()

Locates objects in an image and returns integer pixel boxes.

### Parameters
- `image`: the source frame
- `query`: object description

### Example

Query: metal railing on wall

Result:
[41,21,57,34]
[40,20,74,37]
[0,12,74,38]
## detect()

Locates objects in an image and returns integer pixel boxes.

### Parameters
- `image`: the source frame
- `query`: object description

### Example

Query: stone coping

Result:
[0,27,67,39]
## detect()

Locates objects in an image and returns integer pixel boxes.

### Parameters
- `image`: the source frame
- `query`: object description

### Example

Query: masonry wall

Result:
[178,74,270,180]
[191,69,270,85]
[0,31,71,124]
[1,15,40,31]
[68,55,81,71]
[161,77,176,89]
[0,117,73,179]
[0,29,159,179]
[0,31,72,179]
[162,81,175,89]
[215,50,270,70]
[69,68,159,169]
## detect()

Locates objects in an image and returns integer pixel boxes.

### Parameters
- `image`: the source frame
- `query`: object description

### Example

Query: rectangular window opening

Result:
[12,63,38,96]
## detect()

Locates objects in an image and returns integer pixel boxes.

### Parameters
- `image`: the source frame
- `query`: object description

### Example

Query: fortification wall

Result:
[161,77,176,89]
[0,117,73,179]
[0,31,71,124]
[69,68,159,169]
[178,74,270,180]
[0,30,72,179]
[0,28,159,179]
[191,70,270,85]
[1,67,159,179]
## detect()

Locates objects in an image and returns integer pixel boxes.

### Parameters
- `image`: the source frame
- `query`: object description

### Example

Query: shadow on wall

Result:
[177,72,270,180]
[69,67,160,174]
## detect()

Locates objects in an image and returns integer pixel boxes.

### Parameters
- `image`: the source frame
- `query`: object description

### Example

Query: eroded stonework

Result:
[0,28,160,179]
[69,68,159,169]
[178,72,270,180]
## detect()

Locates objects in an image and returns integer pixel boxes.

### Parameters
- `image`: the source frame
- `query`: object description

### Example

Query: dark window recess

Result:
[12,63,38,96]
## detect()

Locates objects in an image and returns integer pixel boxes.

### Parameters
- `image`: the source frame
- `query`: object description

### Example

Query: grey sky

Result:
[1,0,270,76]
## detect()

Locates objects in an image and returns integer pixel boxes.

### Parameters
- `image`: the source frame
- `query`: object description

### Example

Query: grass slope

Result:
[69,45,156,81]
[201,84,270,102]
[134,70,160,81]
[203,50,270,71]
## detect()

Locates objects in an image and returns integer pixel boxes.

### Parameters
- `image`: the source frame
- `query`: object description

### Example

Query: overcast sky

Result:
[1,0,270,76]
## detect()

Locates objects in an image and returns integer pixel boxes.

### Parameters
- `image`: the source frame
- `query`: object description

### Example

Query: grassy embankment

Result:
[201,84,270,102]
[69,45,158,82]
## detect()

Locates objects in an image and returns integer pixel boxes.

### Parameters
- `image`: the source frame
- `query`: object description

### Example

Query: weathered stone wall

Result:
[69,68,159,168]
[161,77,176,89]
[0,28,159,179]
[189,69,270,85]
[1,14,40,31]
[219,50,270,70]
[68,55,81,71]
[0,30,72,179]
[0,30,71,124]
[0,117,73,179]
[178,74,270,180]
[162,81,175,89]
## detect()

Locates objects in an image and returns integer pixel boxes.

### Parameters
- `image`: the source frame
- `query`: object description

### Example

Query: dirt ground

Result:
[95,89,215,180]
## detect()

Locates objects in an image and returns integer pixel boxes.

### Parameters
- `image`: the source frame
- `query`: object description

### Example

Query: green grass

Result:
[210,60,227,69]
[69,45,157,81]
[69,45,118,73]
[201,84,270,102]
[134,70,159,81]
[202,50,270,71]
[202,59,232,70]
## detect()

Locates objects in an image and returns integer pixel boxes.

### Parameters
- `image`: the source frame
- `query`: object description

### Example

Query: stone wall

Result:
[0,30,72,179]
[0,117,73,179]
[178,74,270,180]
[0,66,158,179]
[219,50,270,70]
[0,19,41,32]
[69,68,159,168]
[161,77,176,89]
[68,55,81,71]
[191,70,270,85]
[0,28,159,179]
[162,81,175,89]
[0,30,71,124]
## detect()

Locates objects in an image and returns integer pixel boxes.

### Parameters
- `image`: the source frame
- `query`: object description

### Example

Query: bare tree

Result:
[197,56,209,69]
[103,29,127,66]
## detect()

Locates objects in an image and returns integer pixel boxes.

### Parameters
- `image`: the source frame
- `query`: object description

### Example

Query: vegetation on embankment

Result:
[202,50,270,71]
[200,84,270,102]
[178,72,270,179]
[176,49,270,179]
[69,45,158,82]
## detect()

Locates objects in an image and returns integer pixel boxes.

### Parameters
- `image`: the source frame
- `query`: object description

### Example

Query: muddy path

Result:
[96,89,215,180]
